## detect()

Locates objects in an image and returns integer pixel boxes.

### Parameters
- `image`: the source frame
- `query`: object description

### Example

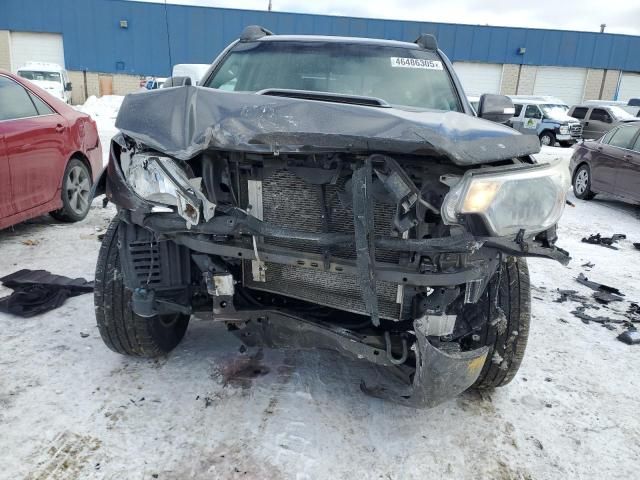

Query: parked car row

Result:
[469,93,640,149]
[0,70,102,230]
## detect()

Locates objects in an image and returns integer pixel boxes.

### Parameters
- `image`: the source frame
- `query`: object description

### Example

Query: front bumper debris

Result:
[361,317,488,408]
[235,311,488,409]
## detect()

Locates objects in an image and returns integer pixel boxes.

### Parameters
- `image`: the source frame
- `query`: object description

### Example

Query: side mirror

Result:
[477,94,515,124]
[162,76,192,88]
[65,82,72,91]
[604,115,612,123]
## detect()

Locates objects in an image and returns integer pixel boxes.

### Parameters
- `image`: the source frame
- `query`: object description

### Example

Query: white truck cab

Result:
[16,62,73,104]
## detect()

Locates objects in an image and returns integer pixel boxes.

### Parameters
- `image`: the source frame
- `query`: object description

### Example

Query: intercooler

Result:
[242,170,403,320]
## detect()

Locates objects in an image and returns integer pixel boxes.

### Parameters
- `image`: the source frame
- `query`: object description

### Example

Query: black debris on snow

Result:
[555,289,589,304]
[576,273,624,297]
[570,306,624,325]
[0,269,94,318]
[617,329,640,345]
[581,233,626,250]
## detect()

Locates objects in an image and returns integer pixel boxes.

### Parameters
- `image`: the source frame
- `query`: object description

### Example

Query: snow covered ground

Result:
[1,108,639,479]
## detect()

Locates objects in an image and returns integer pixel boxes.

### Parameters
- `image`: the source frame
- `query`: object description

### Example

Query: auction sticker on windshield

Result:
[390,57,443,70]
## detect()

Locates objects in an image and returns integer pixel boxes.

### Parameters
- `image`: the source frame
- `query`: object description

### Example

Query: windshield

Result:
[540,104,569,118]
[17,71,62,83]
[608,106,637,120]
[204,41,462,112]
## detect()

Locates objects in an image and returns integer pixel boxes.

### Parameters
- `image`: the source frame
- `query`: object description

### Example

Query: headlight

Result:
[441,161,568,237]
[122,153,215,227]
[559,125,570,135]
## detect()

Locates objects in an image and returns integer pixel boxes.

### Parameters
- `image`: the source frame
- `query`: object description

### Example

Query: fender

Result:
[90,167,107,199]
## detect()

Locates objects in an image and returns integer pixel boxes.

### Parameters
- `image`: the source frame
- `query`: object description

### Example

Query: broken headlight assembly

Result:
[122,153,215,227]
[441,160,569,237]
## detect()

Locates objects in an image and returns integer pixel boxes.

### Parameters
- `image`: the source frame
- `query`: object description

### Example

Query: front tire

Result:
[539,131,556,147]
[573,164,596,200]
[94,218,190,357]
[50,158,92,222]
[471,258,531,389]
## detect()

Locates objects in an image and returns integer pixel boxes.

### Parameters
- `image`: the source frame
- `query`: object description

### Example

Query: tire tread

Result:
[474,258,531,389]
[94,218,188,357]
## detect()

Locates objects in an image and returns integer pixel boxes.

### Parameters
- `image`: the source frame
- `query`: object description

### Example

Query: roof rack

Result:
[414,34,438,51]
[240,25,274,42]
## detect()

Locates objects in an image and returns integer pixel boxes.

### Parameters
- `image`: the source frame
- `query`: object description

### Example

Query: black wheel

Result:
[467,258,531,389]
[539,131,556,147]
[94,218,190,357]
[573,164,596,200]
[50,158,92,222]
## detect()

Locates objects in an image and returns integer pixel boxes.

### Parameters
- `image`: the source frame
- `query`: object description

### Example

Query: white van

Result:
[16,62,73,104]
[171,64,210,86]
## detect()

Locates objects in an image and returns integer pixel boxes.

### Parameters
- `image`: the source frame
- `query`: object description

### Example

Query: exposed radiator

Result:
[242,170,402,320]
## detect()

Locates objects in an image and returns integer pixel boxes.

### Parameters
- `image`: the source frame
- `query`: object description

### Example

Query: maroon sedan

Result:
[570,123,640,203]
[0,70,102,230]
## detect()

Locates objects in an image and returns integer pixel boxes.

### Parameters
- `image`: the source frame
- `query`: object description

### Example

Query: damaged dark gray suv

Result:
[93,26,570,408]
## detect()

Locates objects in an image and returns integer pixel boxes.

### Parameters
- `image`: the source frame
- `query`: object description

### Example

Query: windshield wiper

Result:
[256,88,391,108]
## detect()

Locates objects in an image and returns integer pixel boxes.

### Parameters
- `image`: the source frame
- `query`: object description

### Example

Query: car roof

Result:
[17,62,65,72]
[256,34,423,50]
[582,100,626,106]
[508,95,566,105]
[570,104,612,109]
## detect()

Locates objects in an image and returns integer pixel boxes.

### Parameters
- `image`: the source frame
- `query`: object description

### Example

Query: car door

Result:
[0,135,14,219]
[0,75,67,214]
[591,125,638,195]
[522,104,543,136]
[508,103,524,131]
[616,127,640,202]
[569,106,588,132]
[584,108,613,140]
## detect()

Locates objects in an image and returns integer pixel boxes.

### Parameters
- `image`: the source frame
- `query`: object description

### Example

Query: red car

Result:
[0,70,102,229]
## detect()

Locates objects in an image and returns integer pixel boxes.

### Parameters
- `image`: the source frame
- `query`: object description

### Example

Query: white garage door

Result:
[533,67,587,105]
[617,73,640,102]
[10,32,65,72]
[453,62,503,96]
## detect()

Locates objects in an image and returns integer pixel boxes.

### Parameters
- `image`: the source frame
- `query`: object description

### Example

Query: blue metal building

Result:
[1,0,639,103]
[1,0,639,76]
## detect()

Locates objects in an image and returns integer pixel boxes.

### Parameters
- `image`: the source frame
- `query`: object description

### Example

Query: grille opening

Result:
[241,169,404,320]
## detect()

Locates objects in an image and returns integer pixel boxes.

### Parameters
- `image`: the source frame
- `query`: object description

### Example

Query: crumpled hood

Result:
[115,85,540,165]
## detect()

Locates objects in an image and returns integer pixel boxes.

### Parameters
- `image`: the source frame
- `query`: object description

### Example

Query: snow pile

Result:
[75,94,123,120]
[75,95,124,165]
